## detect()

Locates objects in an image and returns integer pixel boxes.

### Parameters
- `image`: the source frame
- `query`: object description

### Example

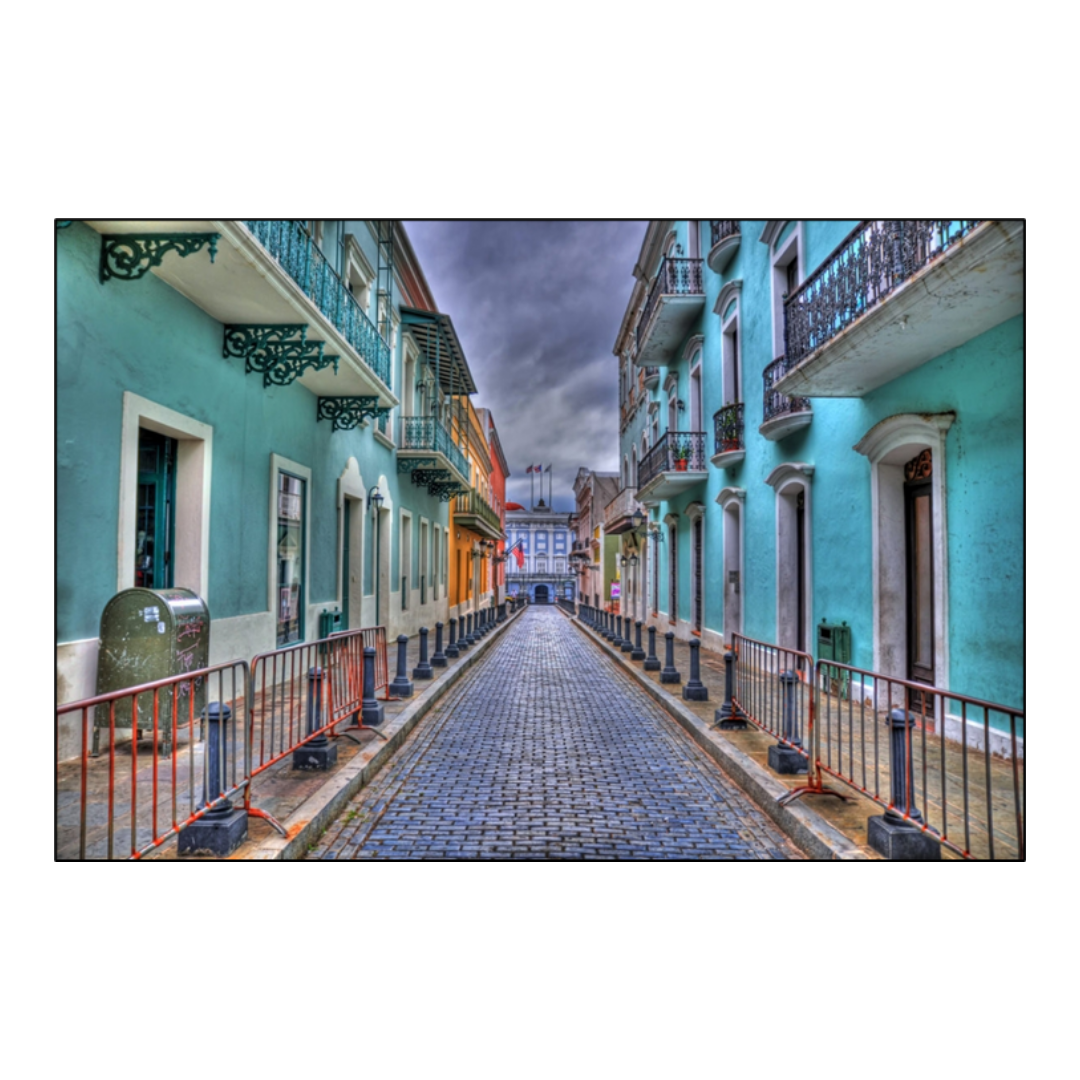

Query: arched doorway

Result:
[718,488,745,645]
[535,584,550,604]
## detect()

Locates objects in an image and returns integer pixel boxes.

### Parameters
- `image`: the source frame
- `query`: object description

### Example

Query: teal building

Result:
[612,220,1024,756]
[56,220,481,759]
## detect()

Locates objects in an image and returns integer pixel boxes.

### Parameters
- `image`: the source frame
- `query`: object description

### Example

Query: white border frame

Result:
[269,453,312,643]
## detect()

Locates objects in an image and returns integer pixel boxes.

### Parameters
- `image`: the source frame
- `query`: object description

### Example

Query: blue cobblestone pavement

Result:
[309,607,801,860]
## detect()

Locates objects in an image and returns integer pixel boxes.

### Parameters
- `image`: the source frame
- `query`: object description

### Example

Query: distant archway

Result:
[534,584,551,604]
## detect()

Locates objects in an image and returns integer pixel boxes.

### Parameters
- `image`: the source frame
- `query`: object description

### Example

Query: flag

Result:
[514,546,525,569]
[545,464,552,472]
[525,465,533,473]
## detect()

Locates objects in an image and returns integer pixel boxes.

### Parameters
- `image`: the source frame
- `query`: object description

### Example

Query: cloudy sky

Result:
[404,221,646,512]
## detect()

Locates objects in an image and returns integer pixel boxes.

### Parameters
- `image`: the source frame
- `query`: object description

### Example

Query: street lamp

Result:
[368,486,384,622]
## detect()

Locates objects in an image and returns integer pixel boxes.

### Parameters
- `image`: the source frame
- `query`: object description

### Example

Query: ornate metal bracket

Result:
[411,468,466,501]
[100,233,220,282]
[316,397,391,431]
[397,456,440,474]
[223,324,338,387]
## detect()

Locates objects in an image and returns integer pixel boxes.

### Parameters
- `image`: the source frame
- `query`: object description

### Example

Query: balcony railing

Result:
[455,488,502,536]
[639,431,706,490]
[243,221,392,387]
[784,220,980,369]
[710,220,740,247]
[603,486,644,532]
[399,416,470,480]
[713,404,744,455]
[636,257,704,352]
[762,357,811,424]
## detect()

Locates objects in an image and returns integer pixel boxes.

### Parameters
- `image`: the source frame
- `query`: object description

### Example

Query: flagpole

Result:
[530,467,534,510]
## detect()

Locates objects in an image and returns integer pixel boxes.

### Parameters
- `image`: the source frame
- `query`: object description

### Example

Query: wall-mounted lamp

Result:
[676,399,686,413]
[629,554,639,567]
[368,486,384,512]
[631,508,645,530]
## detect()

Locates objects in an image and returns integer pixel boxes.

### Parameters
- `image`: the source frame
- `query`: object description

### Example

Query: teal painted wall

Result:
[636,221,1022,717]
[57,220,449,647]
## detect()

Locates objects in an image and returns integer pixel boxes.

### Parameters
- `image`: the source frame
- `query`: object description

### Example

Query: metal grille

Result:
[784,220,981,368]
[710,220,740,247]
[762,356,811,423]
[639,431,706,489]
[637,257,704,352]
[712,404,744,455]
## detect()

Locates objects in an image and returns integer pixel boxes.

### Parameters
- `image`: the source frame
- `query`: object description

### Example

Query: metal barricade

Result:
[730,634,815,753]
[806,662,1024,860]
[334,626,392,699]
[56,661,250,860]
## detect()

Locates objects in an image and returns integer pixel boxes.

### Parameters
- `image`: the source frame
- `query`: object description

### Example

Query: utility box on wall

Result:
[94,587,210,756]
[817,619,851,699]
[318,607,342,639]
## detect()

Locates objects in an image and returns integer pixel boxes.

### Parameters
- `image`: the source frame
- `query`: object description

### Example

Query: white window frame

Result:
[399,509,413,609]
[269,453,312,640]
[119,392,212,599]
[766,464,814,654]
[771,221,804,361]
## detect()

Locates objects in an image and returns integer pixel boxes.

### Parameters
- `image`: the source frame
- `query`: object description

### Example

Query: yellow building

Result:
[449,397,503,621]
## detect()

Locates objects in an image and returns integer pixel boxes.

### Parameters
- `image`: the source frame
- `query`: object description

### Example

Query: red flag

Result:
[514,546,525,569]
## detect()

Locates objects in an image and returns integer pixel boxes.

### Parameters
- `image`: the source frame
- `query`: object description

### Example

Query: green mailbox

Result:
[817,619,851,699]
[94,587,210,757]
[318,607,342,639]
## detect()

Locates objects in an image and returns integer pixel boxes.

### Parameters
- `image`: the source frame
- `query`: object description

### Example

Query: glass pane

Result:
[277,473,305,646]
[914,494,933,669]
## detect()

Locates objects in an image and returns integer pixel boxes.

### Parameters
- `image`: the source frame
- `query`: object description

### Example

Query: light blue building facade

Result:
[56,220,479,758]
[612,220,1024,754]
[505,507,575,603]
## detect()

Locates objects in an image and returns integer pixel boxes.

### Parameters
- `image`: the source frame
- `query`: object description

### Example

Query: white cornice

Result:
[716,487,746,507]
[714,279,742,318]
[758,220,790,248]
[765,463,815,489]
[854,413,956,461]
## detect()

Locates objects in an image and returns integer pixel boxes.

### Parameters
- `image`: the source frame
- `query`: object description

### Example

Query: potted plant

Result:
[673,444,691,472]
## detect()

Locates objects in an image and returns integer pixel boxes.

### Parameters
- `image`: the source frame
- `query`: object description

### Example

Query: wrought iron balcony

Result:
[637,431,707,503]
[399,416,470,480]
[760,356,812,441]
[711,404,745,468]
[643,366,660,389]
[707,221,741,274]
[454,487,503,540]
[778,220,1023,398]
[634,257,705,367]
[243,221,392,388]
[603,486,645,535]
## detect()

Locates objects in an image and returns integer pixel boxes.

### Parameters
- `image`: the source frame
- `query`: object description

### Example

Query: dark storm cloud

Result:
[403,221,646,511]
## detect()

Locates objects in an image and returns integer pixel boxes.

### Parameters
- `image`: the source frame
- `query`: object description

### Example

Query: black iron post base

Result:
[361,700,385,726]
[445,644,460,659]
[767,744,808,775]
[867,815,941,861]
[390,675,414,697]
[660,668,681,684]
[413,661,434,679]
[714,703,748,729]
[292,741,340,770]
[178,809,248,857]
[683,682,708,702]
[643,656,661,671]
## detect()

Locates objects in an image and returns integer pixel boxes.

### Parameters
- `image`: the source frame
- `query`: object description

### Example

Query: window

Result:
[771,222,803,359]
[276,471,305,646]
[135,429,176,590]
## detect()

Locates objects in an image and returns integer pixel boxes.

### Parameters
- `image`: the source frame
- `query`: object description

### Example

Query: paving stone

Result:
[309,607,801,861]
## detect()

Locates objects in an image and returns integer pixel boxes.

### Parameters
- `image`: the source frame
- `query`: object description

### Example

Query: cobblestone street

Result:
[310,607,800,860]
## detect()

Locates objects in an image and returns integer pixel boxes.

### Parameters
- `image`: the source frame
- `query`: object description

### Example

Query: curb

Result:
[248,605,528,860]
[562,610,867,861]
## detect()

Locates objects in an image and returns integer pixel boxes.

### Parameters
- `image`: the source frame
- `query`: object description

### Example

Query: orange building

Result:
[448,398,503,621]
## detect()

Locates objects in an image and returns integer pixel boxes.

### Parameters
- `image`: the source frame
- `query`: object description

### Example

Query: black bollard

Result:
[458,613,472,649]
[465,612,477,644]
[867,709,941,859]
[390,634,414,697]
[178,702,247,855]
[446,617,460,659]
[644,626,661,671]
[620,615,634,653]
[361,646,385,726]
[713,649,748,728]
[293,667,340,769]
[631,620,646,662]
[498,602,506,623]
[683,640,708,701]
[432,622,448,667]
[413,627,434,679]
[660,631,681,684]
[768,671,807,774]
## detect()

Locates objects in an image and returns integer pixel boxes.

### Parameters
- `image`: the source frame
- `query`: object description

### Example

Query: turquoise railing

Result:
[243,221,392,388]
[400,417,470,480]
